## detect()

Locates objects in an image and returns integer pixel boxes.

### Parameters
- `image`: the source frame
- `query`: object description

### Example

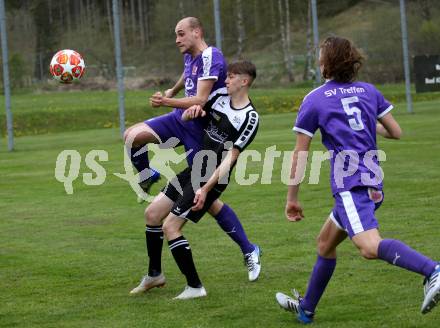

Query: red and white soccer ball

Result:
[49,49,86,83]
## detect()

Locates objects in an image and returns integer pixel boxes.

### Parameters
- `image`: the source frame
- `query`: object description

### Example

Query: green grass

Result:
[2,85,440,136]
[1,100,440,327]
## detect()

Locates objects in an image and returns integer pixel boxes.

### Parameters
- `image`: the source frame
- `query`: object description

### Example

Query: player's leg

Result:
[352,229,437,276]
[124,122,161,190]
[337,188,439,313]
[162,177,223,300]
[129,193,173,295]
[276,218,347,324]
[352,228,439,313]
[162,214,207,300]
[124,112,188,195]
[208,200,261,281]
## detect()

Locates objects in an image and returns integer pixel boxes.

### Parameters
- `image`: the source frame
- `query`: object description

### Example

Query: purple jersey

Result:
[182,46,227,99]
[293,80,393,195]
[146,46,227,166]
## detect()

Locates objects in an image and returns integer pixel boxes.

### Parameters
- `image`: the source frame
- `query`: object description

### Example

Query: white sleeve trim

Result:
[377,105,393,119]
[202,47,213,78]
[198,76,219,81]
[293,126,314,137]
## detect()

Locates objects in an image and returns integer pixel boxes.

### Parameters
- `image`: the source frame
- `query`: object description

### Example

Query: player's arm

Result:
[164,73,185,98]
[192,148,240,211]
[151,79,215,109]
[286,133,312,222]
[181,105,206,121]
[377,112,402,139]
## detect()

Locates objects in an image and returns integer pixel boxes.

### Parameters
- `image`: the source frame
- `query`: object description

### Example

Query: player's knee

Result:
[144,206,162,226]
[162,220,178,239]
[317,236,334,258]
[124,129,137,147]
[123,129,130,143]
[358,245,378,259]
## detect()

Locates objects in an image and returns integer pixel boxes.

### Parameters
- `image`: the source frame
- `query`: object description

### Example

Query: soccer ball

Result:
[49,49,86,83]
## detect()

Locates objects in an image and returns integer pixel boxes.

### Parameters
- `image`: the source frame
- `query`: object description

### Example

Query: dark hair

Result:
[320,36,364,83]
[228,60,257,86]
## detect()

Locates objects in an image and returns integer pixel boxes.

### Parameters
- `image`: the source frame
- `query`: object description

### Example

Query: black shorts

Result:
[162,167,227,223]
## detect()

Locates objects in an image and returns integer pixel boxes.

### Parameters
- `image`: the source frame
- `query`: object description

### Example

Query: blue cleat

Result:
[276,289,314,324]
[421,264,440,314]
[137,169,161,203]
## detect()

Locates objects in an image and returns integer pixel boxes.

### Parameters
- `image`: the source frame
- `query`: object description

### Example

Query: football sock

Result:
[214,204,254,254]
[300,254,336,313]
[168,236,202,288]
[378,239,437,277]
[128,144,151,181]
[145,225,163,277]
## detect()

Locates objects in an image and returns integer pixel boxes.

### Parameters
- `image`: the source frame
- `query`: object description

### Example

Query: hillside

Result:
[2,0,440,89]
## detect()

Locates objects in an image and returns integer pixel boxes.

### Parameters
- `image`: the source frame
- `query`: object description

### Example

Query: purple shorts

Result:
[145,109,205,166]
[330,187,384,238]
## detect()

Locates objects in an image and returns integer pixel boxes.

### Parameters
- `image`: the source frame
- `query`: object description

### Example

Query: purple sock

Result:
[214,204,254,254]
[300,255,336,313]
[378,239,437,277]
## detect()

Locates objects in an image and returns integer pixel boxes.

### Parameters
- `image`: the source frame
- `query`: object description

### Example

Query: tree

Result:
[31,0,59,80]
[278,0,293,81]
[235,0,245,59]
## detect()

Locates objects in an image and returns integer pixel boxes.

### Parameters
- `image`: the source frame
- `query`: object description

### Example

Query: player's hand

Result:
[285,200,304,222]
[192,188,207,211]
[150,91,163,107]
[182,105,206,121]
[164,88,175,98]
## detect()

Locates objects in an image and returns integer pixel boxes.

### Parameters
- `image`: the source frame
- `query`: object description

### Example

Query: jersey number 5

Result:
[341,96,364,131]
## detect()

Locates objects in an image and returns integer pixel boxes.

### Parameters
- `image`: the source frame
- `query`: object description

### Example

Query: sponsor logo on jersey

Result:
[233,116,241,125]
[185,78,194,90]
[206,123,228,143]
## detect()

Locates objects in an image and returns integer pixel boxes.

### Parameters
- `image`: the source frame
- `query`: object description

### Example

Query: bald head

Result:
[175,17,207,56]
[176,17,204,37]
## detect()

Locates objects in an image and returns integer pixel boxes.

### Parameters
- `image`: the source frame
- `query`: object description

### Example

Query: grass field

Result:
[1,98,440,327]
[2,84,440,137]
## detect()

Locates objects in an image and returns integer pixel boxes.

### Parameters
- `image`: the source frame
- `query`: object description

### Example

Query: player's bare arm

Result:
[377,112,402,139]
[150,79,215,109]
[286,133,312,222]
[181,105,206,121]
[165,73,185,98]
[192,148,240,211]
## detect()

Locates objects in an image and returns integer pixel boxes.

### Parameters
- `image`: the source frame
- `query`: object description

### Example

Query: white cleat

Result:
[173,285,207,300]
[130,274,166,294]
[276,289,314,324]
[244,245,261,282]
[421,264,440,314]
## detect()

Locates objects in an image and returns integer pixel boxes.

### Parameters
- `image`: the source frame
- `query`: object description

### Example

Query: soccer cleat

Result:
[137,169,161,203]
[421,264,440,314]
[244,245,262,282]
[276,289,314,324]
[129,273,166,294]
[173,285,207,300]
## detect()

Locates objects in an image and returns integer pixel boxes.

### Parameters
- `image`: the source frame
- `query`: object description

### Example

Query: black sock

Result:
[145,225,163,277]
[168,236,202,288]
